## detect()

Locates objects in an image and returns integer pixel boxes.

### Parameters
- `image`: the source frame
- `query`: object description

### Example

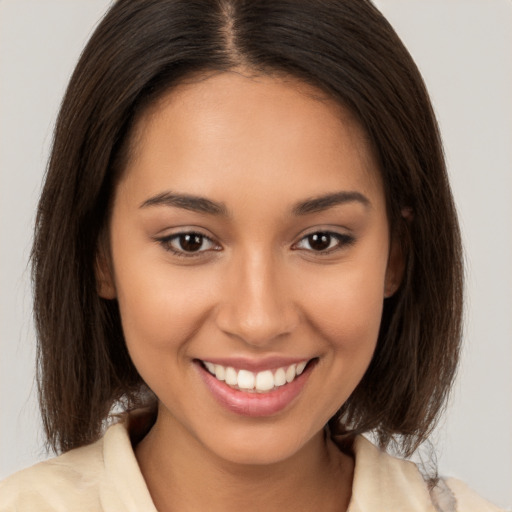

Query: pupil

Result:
[180,234,203,252]
[309,233,331,251]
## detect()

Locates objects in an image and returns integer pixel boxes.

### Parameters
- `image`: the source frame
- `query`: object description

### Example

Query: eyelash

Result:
[292,231,355,254]
[157,232,220,258]
[156,230,355,258]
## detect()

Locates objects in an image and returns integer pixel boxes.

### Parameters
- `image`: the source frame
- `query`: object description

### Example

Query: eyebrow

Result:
[140,190,370,216]
[292,191,370,215]
[140,192,228,216]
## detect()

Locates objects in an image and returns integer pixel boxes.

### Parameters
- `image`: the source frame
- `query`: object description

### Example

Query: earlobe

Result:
[95,249,117,299]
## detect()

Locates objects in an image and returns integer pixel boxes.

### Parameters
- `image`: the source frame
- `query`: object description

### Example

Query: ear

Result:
[95,246,117,300]
[384,236,405,298]
[384,211,410,298]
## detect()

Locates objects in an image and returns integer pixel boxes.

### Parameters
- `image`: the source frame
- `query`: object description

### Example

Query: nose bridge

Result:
[216,247,297,345]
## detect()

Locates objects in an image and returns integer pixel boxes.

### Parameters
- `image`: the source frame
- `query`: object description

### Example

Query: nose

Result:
[215,250,299,347]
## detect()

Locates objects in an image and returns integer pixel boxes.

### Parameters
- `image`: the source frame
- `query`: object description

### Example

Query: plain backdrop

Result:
[1,0,511,508]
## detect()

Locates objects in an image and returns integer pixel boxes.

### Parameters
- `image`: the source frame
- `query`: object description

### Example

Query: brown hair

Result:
[33,0,463,457]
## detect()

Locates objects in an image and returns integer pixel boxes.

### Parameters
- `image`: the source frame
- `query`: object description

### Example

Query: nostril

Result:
[214,266,300,345]
[215,300,300,347]
[216,315,297,347]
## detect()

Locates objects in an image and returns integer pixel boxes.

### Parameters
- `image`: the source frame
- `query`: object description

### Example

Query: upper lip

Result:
[195,356,315,373]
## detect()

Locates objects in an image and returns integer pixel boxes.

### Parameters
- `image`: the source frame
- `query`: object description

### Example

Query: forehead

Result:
[120,71,383,210]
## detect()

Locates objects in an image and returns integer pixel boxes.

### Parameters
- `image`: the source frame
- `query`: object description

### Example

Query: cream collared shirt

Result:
[0,415,503,512]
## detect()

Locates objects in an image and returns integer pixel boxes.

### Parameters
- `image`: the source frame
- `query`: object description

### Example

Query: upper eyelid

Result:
[293,227,353,242]
[292,230,355,251]
[294,229,355,244]
[159,230,213,241]
[155,225,213,237]
[156,231,221,255]
[156,227,219,244]
[163,232,217,245]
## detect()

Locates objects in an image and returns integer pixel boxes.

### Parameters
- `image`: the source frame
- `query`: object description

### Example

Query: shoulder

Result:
[346,435,505,512]
[437,477,505,512]
[0,413,157,512]
[0,434,105,512]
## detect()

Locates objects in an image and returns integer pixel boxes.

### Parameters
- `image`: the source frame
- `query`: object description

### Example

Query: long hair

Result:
[32,0,463,456]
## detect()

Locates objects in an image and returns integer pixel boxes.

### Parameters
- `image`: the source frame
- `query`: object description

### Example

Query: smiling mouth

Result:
[199,359,316,393]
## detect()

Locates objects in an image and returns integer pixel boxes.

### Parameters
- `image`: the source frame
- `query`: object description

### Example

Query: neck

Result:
[135,410,353,512]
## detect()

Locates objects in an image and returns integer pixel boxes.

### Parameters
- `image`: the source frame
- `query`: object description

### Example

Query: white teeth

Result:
[214,364,225,381]
[255,370,274,391]
[285,364,296,383]
[237,369,255,390]
[274,367,286,387]
[225,366,237,386]
[203,359,310,392]
[296,361,307,375]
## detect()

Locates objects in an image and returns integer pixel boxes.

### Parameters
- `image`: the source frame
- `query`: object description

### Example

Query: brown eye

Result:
[294,231,355,253]
[307,233,332,251]
[158,232,219,256]
[179,233,204,252]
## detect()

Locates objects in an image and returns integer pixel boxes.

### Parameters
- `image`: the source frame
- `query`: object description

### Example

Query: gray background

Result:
[1,0,511,508]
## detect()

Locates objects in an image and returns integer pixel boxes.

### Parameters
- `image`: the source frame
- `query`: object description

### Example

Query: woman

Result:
[0,1,504,510]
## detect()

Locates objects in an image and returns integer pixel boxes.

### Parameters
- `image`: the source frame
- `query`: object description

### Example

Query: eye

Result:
[294,231,355,253]
[157,232,220,257]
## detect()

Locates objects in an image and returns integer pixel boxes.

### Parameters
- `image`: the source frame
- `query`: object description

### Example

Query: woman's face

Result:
[100,71,401,465]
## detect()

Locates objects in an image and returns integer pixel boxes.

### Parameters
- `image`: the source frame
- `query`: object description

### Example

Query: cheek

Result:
[309,285,383,385]
[301,267,385,412]
[302,260,386,350]
[113,257,218,373]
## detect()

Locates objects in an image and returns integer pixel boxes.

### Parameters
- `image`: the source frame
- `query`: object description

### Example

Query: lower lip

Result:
[196,362,314,417]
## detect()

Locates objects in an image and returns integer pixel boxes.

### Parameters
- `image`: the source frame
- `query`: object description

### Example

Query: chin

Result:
[200,423,322,467]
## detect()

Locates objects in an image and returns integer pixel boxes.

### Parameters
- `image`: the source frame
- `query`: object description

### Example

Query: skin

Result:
[98,71,402,512]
